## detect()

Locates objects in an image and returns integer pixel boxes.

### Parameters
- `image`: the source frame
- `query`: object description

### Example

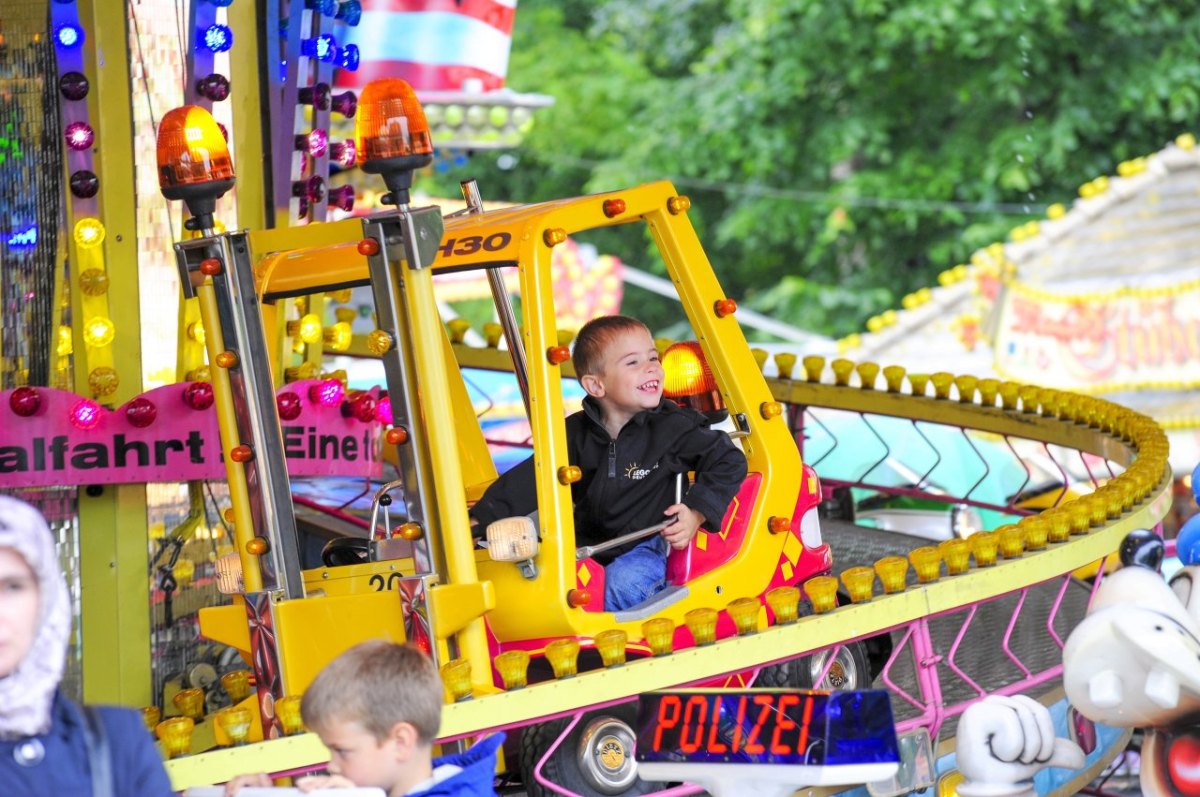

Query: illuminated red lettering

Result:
[744,695,773,754]
[706,700,728,754]
[769,694,801,755]
[680,696,708,754]
[731,695,748,753]
[653,695,682,752]
[796,695,815,757]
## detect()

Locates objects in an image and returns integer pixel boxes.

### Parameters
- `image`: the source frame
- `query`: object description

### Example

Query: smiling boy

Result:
[471,315,747,610]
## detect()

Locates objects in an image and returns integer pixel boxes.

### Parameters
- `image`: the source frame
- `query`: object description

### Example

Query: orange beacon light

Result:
[662,341,723,415]
[156,105,235,231]
[355,78,433,206]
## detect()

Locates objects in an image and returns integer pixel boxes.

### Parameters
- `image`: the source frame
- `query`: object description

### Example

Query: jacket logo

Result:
[625,462,658,480]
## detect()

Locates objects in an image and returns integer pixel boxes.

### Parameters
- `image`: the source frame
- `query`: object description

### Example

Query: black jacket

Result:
[471,398,748,563]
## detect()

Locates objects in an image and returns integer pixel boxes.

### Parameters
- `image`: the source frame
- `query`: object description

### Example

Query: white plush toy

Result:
[1061,528,1200,796]
[1062,530,1200,728]
[956,695,1085,797]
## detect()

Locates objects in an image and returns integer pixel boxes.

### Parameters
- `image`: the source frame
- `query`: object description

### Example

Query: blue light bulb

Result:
[336,0,362,26]
[305,0,337,15]
[198,24,234,53]
[336,43,360,72]
[209,0,235,6]
[54,23,85,49]
[301,33,338,63]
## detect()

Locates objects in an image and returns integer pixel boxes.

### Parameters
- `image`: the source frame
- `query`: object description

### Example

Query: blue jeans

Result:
[604,535,668,611]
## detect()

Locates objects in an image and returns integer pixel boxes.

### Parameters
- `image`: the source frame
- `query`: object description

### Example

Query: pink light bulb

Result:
[70,399,103,430]
[376,395,393,425]
[310,379,344,407]
[329,185,355,212]
[65,121,95,151]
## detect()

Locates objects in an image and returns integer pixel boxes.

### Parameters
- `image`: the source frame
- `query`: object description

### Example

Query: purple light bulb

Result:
[331,90,357,118]
[329,185,355,212]
[65,121,95,151]
[330,140,357,168]
[299,82,332,111]
[196,73,231,102]
[70,170,99,198]
[59,72,90,101]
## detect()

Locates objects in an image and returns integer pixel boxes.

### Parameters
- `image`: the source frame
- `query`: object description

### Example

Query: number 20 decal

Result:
[369,573,405,591]
[438,232,511,259]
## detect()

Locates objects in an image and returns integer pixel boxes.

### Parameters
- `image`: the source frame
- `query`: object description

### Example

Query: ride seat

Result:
[666,472,763,585]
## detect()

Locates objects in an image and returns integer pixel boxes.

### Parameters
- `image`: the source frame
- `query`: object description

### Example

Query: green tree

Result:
[421,0,1200,339]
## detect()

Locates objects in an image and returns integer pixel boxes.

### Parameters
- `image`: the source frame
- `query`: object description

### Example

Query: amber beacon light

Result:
[355,78,434,206]
[156,105,236,232]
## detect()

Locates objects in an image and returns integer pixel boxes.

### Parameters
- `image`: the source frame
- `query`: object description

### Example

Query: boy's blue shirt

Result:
[413,732,505,797]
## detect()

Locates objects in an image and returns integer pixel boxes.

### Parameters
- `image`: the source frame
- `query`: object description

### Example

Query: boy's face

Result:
[582,327,664,418]
[317,718,410,793]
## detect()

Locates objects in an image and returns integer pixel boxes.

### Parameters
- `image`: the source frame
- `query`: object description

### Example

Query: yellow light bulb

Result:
[187,321,206,346]
[684,607,718,646]
[641,617,675,656]
[725,597,761,634]
[74,218,106,249]
[938,539,970,574]
[440,659,473,702]
[545,638,580,679]
[594,629,628,667]
[367,329,393,355]
[276,695,305,736]
[874,556,909,593]
[79,268,109,296]
[830,358,855,386]
[217,706,253,747]
[221,670,251,703]
[841,566,876,602]
[57,325,73,357]
[83,316,116,348]
[803,576,839,614]
[802,355,825,382]
[969,530,999,566]
[495,650,531,689]
[324,321,353,351]
[297,313,323,344]
[173,687,205,721]
[765,585,800,624]
[156,717,194,759]
[908,547,941,583]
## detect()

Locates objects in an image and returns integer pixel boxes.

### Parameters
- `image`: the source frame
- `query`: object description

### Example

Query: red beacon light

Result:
[662,341,723,415]
[355,78,433,206]
[156,105,236,232]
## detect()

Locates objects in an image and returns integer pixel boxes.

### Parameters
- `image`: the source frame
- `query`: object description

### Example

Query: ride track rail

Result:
[163,354,1172,792]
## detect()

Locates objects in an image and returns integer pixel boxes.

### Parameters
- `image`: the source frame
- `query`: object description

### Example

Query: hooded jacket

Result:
[471,398,747,563]
[412,732,504,797]
[0,495,173,795]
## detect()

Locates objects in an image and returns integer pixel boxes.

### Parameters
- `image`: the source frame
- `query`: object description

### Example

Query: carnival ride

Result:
[0,3,1179,796]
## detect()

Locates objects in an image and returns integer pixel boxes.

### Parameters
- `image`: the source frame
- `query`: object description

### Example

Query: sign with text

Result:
[994,280,1200,390]
[0,381,383,488]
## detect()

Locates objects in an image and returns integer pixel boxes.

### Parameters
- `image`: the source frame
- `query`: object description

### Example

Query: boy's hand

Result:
[296,774,359,791]
[662,504,704,550]
[223,773,272,796]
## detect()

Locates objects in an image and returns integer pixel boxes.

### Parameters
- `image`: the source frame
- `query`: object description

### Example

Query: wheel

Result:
[321,536,370,566]
[519,702,662,797]
[757,639,871,690]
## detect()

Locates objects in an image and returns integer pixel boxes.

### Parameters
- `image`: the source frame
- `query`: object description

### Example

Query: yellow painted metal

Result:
[197,604,251,652]
[167,733,330,791]
[226,1,270,233]
[196,280,263,593]
[440,332,500,493]
[399,253,493,687]
[302,559,418,596]
[72,0,150,706]
[274,590,408,695]
[427,582,497,640]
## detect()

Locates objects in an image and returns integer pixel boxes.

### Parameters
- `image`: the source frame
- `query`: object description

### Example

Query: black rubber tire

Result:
[519,702,663,797]
[757,639,871,690]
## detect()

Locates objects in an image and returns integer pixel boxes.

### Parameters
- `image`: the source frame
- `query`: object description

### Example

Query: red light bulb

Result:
[343,392,377,423]
[9,387,42,417]
[277,391,303,421]
[183,381,215,410]
[125,397,158,428]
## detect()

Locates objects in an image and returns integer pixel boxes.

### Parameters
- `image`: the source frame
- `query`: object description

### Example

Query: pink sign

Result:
[0,381,384,488]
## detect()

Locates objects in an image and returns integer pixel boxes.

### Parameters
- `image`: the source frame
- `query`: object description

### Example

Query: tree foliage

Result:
[419,0,1200,339]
